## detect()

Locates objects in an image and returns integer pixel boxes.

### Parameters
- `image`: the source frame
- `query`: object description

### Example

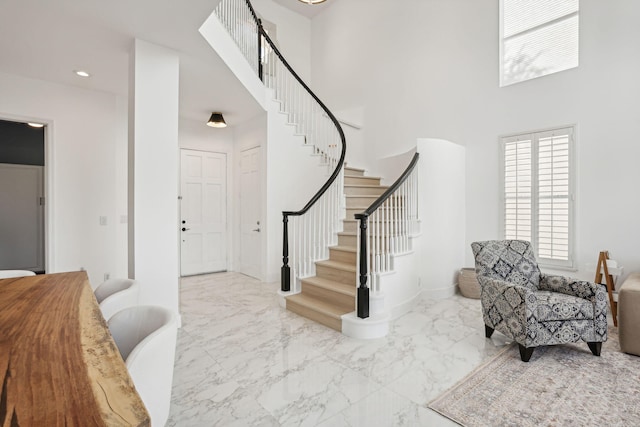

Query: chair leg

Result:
[485,324,494,338]
[587,342,602,356]
[518,344,535,362]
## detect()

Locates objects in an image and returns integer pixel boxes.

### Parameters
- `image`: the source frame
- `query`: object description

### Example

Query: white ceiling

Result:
[272,0,333,18]
[0,0,333,126]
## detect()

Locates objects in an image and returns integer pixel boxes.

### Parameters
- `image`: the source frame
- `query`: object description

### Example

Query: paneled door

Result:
[239,147,262,280]
[180,150,227,276]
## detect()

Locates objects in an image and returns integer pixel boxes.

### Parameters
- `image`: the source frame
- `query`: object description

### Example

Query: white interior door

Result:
[240,147,262,279]
[180,150,227,276]
[0,163,44,271]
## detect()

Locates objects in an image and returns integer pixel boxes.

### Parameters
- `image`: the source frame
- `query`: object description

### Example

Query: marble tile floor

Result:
[167,272,510,426]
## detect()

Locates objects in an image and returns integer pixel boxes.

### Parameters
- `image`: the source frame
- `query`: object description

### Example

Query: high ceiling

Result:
[0,0,333,126]
[272,0,333,18]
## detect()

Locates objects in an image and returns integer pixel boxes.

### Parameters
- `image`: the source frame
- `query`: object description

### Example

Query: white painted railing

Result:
[213,0,346,292]
[355,154,420,318]
[214,0,261,76]
[288,170,344,285]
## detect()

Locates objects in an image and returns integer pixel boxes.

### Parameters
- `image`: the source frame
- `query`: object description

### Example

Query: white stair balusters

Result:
[355,154,420,318]
[214,0,346,293]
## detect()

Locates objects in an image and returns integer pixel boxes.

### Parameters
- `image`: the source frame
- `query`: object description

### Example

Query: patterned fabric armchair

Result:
[471,240,608,362]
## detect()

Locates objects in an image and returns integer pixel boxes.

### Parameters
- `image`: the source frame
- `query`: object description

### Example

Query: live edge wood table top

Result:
[0,271,150,427]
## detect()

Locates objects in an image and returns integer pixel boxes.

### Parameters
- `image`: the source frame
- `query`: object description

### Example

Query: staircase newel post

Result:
[281,213,291,292]
[356,215,370,318]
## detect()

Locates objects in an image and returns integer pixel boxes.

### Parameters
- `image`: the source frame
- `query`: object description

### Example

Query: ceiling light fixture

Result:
[297,0,327,4]
[27,122,45,128]
[74,70,91,78]
[206,112,227,128]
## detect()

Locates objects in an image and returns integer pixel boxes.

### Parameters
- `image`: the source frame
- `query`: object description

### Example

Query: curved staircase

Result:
[207,0,421,338]
[285,166,388,331]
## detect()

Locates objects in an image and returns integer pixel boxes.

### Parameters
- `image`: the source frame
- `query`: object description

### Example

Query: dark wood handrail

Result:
[238,0,346,291]
[354,152,420,221]
[241,0,346,218]
[259,35,346,217]
[354,152,420,318]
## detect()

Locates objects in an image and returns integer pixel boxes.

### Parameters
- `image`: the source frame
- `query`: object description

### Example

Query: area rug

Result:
[429,328,640,426]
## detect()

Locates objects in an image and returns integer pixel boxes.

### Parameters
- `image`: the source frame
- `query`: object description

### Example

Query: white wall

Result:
[0,71,128,286]
[264,100,330,282]
[311,0,640,281]
[335,106,366,171]
[129,39,179,315]
[231,104,330,284]
[415,139,466,297]
[179,117,234,152]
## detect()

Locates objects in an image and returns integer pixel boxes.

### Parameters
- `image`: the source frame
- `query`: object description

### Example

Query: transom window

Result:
[500,0,579,86]
[502,126,574,268]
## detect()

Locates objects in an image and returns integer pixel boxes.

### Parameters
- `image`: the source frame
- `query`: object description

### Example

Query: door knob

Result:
[182,227,190,232]
[252,228,261,232]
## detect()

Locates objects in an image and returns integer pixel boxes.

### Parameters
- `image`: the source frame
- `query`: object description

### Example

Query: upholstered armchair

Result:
[471,240,608,362]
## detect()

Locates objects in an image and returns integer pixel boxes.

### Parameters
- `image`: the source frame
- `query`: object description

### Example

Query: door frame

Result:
[0,113,53,273]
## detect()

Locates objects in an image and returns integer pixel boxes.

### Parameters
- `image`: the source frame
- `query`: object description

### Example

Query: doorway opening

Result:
[0,119,46,273]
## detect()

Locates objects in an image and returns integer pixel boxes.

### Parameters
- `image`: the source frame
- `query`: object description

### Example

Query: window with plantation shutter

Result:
[500,0,579,86]
[502,127,574,268]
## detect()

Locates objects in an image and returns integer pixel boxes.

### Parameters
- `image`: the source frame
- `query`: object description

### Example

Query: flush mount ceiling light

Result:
[27,122,45,128]
[298,0,327,4]
[206,112,227,128]
[74,70,91,77]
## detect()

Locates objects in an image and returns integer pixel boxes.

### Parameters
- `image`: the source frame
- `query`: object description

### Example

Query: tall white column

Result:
[128,39,179,317]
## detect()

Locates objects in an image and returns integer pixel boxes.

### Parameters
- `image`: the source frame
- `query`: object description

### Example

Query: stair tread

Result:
[330,245,356,253]
[316,259,356,272]
[344,175,381,180]
[344,166,365,173]
[344,184,388,189]
[287,293,353,317]
[301,276,356,296]
[337,231,357,236]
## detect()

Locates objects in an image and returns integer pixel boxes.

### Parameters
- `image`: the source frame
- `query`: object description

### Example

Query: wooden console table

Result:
[0,271,150,426]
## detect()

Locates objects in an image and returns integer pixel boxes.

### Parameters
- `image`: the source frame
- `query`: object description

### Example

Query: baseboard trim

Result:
[341,311,390,339]
[422,283,457,299]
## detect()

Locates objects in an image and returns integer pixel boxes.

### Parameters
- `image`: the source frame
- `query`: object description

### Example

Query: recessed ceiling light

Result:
[27,122,45,128]
[74,70,91,78]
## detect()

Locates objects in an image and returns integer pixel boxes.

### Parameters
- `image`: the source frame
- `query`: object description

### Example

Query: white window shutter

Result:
[504,135,532,242]
[537,128,572,262]
[502,127,574,268]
